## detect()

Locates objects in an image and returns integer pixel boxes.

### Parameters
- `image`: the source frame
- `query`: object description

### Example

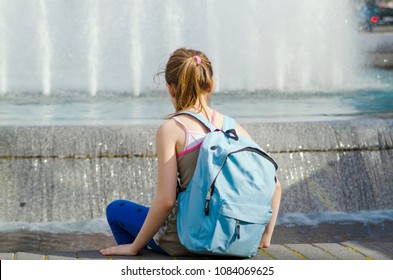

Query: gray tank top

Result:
[153,148,200,256]
[153,112,218,256]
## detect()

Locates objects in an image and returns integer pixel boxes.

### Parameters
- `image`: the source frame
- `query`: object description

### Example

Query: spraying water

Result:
[87,0,99,96]
[0,0,8,94]
[0,0,362,96]
[129,0,143,97]
[38,0,51,96]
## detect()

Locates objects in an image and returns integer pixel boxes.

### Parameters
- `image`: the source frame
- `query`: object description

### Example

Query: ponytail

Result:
[164,48,213,113]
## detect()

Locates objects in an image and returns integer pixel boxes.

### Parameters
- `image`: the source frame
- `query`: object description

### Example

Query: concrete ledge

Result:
[0,117,392,222]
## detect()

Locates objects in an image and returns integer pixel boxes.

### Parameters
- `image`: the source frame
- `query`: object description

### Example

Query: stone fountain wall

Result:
[0,117,392,222]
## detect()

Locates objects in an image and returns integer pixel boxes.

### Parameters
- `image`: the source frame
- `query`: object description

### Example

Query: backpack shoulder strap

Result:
[222,115,237,132]
[173,111,216,132]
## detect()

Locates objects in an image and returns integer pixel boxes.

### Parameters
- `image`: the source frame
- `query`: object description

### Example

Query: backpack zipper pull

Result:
[204,198,210,215]
[236,220,240,239]
[204,187,213,215]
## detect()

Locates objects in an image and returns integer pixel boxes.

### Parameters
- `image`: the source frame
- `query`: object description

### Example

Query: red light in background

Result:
[370,16,379,23]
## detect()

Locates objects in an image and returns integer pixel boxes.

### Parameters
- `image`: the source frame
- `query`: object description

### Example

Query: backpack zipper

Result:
[235,220,240,239]
[204,186,213,215]
[204,147,277,216]
[231,147,278,170]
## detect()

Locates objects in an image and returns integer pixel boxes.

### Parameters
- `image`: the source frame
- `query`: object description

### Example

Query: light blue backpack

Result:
[176,112,278,257]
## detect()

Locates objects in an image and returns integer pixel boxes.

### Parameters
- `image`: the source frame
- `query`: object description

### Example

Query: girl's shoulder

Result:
[156,117,186,143]
[218,113,251,138]
[210,111,250,138]
[157,117,182,134]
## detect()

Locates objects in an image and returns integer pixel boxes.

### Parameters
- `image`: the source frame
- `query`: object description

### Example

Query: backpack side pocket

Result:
[208,200,272,257]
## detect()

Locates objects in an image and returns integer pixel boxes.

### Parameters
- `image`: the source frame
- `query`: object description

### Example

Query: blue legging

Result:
[106,200,167,255]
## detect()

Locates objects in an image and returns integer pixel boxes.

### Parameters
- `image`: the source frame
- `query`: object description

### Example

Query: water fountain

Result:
[0,0,373,96]
[0,0,392,248]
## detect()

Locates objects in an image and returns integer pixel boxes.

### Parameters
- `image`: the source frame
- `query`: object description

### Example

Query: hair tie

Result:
[194,55,202,65]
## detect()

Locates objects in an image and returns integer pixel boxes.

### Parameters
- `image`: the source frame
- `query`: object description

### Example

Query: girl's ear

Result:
[167,83,176,98]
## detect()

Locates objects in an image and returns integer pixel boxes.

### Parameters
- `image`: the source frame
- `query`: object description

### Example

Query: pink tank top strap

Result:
[173,111,218,157]
[172,116,190,148]
[172,116,187,130]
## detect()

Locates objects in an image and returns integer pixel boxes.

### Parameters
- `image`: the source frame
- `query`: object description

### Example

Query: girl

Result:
[100,48,281,256]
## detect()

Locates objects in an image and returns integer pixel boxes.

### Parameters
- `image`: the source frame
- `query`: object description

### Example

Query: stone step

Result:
[2,242,391,260]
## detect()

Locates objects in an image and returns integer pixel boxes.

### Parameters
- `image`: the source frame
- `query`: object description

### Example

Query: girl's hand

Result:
[100,244,139,256]
[259,232,272,249]
[259,240,271,249]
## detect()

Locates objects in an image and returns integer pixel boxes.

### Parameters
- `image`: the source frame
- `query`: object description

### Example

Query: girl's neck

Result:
[175,93,213,120]
[189,104,213,122]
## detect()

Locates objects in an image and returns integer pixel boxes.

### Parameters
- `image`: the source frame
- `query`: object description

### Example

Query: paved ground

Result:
[1,242,392,260]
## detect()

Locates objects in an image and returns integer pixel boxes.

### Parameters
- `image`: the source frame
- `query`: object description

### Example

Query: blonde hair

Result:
[164,48,214,114]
